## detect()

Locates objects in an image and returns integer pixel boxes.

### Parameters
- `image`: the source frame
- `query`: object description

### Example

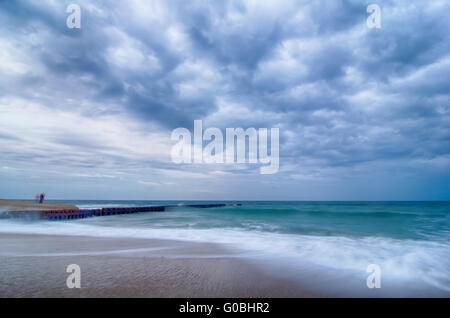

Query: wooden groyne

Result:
[6,203,228,221]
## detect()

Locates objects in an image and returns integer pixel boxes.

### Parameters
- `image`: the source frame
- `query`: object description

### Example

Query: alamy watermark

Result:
[65,4,381,30]
[66,264,81,288]
[66,4,81,29]
[171,120,279,174]
[366,4,381,29]
[366,264,381,288]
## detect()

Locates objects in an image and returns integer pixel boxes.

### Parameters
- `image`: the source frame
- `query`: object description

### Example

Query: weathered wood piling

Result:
[8,203,228,220]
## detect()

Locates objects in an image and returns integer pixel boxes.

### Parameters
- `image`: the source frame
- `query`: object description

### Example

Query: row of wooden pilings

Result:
[6,203,231,221]
[41,206,166,220]
[40,204,230,220]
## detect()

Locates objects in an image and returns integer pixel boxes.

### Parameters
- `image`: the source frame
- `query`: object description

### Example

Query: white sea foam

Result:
[0,207,13,219]
[0,218,448,293]
[76,204,124,209]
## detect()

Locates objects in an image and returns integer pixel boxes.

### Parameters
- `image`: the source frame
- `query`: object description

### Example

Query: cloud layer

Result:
[0,0,449,200]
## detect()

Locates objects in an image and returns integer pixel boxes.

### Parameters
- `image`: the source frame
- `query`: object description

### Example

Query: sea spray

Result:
[0,207,12,219]
[0,201,449,295]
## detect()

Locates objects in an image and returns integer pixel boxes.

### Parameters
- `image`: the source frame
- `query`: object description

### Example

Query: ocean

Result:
[1,201,449,296]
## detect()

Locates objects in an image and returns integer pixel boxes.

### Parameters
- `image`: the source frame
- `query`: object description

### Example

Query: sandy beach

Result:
[0,199,78,212]
[0,233,314,298]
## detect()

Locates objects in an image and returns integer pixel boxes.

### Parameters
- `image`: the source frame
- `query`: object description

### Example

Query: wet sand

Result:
[0,199,78,211]
[0,233,315,297]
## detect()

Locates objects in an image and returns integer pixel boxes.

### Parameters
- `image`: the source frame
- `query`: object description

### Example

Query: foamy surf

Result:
[0,215,448,295]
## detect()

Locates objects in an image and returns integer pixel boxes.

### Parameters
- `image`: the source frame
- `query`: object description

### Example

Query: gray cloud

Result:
[0,0,449,199]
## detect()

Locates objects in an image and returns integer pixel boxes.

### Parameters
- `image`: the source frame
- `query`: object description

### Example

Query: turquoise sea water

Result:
[1,201,449,296]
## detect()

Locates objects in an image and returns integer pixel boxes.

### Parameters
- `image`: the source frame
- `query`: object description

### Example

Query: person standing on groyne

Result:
[39,193,45,204]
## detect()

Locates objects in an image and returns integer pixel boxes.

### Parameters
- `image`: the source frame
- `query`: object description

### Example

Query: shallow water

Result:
[0,201,449,296]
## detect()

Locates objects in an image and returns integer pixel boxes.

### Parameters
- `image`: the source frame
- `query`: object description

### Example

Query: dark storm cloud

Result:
[356,9,450,82]
[0,0,449,194]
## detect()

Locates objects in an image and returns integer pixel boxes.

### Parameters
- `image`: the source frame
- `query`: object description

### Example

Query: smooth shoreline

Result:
[0,233,316,297]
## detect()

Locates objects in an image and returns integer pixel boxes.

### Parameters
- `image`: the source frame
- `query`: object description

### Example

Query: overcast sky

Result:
[0,0,449,200]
